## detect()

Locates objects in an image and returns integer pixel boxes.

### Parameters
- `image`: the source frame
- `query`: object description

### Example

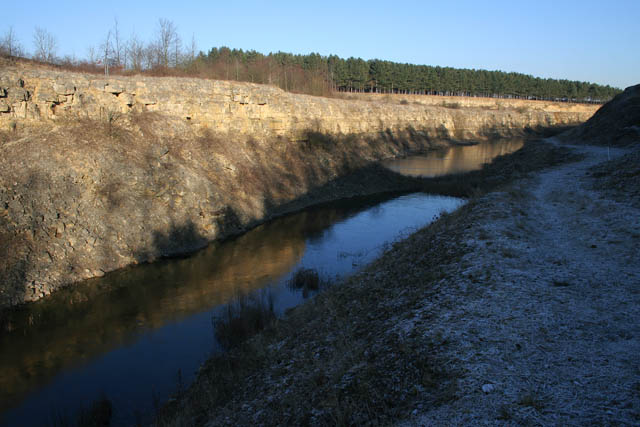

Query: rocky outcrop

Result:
[0,59,599,308]
[0,59,597,139]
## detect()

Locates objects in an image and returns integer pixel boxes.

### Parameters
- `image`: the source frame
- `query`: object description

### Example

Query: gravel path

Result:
[403,141,640,425]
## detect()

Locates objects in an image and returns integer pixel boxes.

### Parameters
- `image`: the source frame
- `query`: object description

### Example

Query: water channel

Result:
[0,139,523,426]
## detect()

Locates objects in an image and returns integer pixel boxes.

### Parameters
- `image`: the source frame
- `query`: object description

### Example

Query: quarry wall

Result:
[0,60,597,140]
[0,59,599,308]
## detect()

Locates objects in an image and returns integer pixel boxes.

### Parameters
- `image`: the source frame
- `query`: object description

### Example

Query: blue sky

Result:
[3,0,639,89]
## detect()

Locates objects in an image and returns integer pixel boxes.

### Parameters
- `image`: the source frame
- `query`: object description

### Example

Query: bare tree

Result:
[127,32,145,71]
[189,33,197,63]
[145,41,161,69]
[32,26,57,62]
[112,17,124,68]
[87,45,97,64]
[155,18,179,68]
[1,26,25,57]
[173,32,182,67]
[99,30,113,75]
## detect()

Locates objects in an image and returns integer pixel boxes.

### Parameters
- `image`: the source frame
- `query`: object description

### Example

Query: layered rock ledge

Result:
[0,59,599,308]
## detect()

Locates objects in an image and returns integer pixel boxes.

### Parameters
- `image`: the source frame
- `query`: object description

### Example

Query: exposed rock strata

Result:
[0,59,596,139]
[0,60,598,308]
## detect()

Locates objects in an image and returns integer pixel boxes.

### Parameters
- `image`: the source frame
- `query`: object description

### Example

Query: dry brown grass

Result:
[213,290,276,350]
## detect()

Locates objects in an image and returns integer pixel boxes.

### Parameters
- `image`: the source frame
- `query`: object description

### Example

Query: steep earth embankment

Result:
[560,84,640,147]
[160,86,639,426]
[0,59,598,308]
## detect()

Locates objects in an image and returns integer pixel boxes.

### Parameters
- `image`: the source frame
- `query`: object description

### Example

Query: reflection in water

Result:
[0,192,463,426]
[382,139,524,177]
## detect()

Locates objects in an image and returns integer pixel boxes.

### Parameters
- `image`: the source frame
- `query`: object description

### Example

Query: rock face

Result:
[0,59,598,308]
[0,59,596,139]
[560,84,640,146]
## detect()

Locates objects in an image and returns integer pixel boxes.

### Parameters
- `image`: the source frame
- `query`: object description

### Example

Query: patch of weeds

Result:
[99,108,124,139]
[0,121,21,143]
[213,289,276,349]
[304,130,337,151]
[500,247,517,258]
[48,395,112,427]
[518,392,545,411]
[504,230,517,239]
[497,404,513,420]
[399,99,409,105]
[442,101,462,109]
[507,186,528,201]
[477,228,490,240]
[287,268,325,298]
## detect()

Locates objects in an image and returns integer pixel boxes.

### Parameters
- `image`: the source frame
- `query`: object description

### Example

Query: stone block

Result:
[53,82,75,95]
[7,88,27,102]
[35,89,57,103]
[118,93,134,106]
[104,83,124,94]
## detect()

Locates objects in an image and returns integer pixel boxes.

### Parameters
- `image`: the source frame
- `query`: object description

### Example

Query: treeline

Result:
[191,50,621,102]
[1,20,621,103]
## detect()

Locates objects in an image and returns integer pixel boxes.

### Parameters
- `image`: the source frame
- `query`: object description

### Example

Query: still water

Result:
[0,193,464,426]
[382,139,524,177]
[0,139,521,426]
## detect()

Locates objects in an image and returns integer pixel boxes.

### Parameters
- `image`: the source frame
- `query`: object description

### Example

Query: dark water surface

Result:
[0,192,464,426]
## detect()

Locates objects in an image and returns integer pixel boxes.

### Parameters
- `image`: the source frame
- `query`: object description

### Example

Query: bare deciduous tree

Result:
[189,33,197,63]
[32,26,57,62]
[112,18,124,68]
[145,41,161,69]
[127,32,146,71]
[100,30,113,75]
[87,45,97,64]
[155,18,180,68]
[1,26,25,57]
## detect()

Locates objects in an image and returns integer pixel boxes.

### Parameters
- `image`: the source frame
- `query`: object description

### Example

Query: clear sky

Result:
[3,0,639,89]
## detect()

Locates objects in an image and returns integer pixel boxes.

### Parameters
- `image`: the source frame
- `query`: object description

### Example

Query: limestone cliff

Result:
[0,59,598,308]
[0,59,596,139]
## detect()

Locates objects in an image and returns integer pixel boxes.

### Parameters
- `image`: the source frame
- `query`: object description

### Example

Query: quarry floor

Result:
[163,140,640,426]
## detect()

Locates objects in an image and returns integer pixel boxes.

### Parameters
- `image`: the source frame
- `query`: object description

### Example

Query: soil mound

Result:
[561,84,640,146]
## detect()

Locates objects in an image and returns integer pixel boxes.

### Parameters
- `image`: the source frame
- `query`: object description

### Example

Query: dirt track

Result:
[403,140,640,425]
